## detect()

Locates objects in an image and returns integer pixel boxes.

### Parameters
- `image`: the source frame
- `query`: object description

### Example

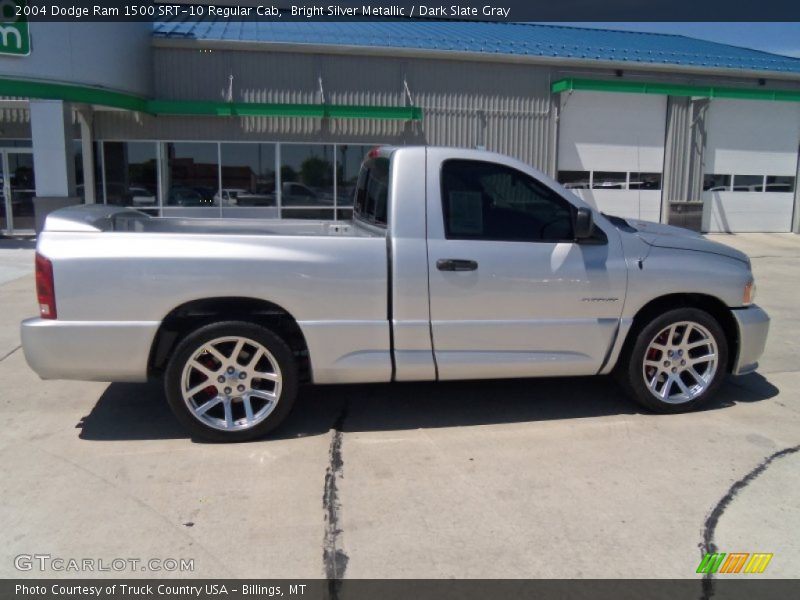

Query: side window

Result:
[354,157,390,228]
[441,159,574,242]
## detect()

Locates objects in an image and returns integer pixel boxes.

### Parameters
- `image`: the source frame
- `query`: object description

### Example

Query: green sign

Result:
[0,0,30,56]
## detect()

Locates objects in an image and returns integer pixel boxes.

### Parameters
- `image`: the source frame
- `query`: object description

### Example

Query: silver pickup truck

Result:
[22,146,769,441]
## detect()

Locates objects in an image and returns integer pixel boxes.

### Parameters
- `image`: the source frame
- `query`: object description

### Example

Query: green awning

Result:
[552,78,800,103]
[0,77,423,121]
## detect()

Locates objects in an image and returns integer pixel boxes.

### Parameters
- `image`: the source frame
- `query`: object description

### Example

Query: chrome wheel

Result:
[642,321,718,404]
[180,336,282,432]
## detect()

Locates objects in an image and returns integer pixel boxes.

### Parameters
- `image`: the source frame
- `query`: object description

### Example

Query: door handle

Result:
[436,258,478,272]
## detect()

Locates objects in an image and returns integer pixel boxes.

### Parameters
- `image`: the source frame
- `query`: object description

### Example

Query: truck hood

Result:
[625,219,750,265]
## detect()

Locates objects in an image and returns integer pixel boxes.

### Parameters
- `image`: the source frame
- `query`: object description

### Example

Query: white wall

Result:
[702,99,800,233]
[0,22,152,96]
[577,189,662,222]
[558,91,666,222]
[559,91,666,172]
[703,191,794,233]
[704,99,799,175]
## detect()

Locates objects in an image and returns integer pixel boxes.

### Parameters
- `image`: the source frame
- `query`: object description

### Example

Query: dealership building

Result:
[1,20,800,234]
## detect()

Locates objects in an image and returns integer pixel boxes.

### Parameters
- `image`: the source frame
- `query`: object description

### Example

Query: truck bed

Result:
[44,204,381,238]
[30,203,392,385]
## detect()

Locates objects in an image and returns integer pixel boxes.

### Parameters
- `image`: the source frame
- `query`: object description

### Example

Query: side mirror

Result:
[574,207,595,240]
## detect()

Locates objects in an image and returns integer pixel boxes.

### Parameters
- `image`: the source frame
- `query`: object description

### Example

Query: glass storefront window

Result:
[5,152,35,231]
[280,144,335,219]
[557,171,591,190]
[765,175,795,193]
[628,172,662,190]
[592,172,627,189]
[73,140,83,189]
[89,141,380,220]
[732,175,764,192]
[220,143,276,207]
[703,174,731,192]
[73,141,103,204]
[165,142,219,207]
[101,142,159,212]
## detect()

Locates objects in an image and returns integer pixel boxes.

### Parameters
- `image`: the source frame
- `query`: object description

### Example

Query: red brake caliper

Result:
[201,354,218,396]
[645,333,662,376]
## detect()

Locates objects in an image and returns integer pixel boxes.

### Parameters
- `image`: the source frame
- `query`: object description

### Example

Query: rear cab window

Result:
[354,157,390,228]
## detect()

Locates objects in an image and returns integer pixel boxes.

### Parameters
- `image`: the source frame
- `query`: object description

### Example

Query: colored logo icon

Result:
[697,552,773,574]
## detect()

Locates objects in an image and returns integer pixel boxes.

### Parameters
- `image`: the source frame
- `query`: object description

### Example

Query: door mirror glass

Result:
[574,207,594,240]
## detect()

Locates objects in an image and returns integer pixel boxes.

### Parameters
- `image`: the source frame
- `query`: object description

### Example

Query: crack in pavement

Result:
[0,345,21,363]
[699,443,800,599]
[323,402,349,598]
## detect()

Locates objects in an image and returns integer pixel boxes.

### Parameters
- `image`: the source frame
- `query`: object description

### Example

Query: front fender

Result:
[623,247,751,314]
[598,247,753,375]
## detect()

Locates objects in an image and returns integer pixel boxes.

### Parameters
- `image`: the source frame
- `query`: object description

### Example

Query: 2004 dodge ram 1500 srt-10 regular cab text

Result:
[22,147,769,441]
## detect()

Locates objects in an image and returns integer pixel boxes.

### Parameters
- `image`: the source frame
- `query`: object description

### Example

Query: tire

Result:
[164,321,298,442]
[616,308,728,413]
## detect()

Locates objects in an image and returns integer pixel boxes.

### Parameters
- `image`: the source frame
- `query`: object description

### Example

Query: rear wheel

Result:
[165,321,298,442]
[617,308,728,413]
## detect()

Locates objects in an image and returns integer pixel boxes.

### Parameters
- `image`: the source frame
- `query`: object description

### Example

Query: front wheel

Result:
[616,308,728,413]
[164,321,298,442]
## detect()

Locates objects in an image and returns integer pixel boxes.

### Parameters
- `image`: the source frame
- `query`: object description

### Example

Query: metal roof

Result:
[152,21,800,75]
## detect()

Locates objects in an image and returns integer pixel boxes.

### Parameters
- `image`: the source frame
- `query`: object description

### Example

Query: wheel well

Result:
[621,294,738,372]
[148,297,311,383]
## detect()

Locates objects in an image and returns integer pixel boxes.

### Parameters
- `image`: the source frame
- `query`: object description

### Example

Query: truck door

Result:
[425,148,627,380]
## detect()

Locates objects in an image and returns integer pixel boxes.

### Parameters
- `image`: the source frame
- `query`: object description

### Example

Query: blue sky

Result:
[556,23,800,58]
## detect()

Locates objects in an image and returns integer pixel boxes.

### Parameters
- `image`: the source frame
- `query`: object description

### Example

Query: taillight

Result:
[35,253,57,319]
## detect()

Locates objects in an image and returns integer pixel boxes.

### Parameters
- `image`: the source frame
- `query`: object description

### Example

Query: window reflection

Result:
[86,141,388,220]
[280,144,334,218]
[704,173,795,193]
[6,152,35,230]
[220,143,276,207]
[165,142,219,207]
[101,142,159,213]
[557,171,591,190]
[628,172,662,190]
[765,176,795,193]
[732,175,764,192]
[703,174,731,192]
[592,172,627,189]
[73,140,83,189]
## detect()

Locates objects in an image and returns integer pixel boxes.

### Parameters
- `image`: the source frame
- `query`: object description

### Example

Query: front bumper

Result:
[730,305,770,375]
[21,318,160,382]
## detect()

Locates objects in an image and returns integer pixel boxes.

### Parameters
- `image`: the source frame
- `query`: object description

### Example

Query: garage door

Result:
[557,91,666,223]
[702,99,799,233]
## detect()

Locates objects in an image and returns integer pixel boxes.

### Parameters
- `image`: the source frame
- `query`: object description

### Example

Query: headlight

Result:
[743,280,756,306]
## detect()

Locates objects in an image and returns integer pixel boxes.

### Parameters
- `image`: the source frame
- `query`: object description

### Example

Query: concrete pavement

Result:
[0,233,797,580]
[0,236,35,287]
